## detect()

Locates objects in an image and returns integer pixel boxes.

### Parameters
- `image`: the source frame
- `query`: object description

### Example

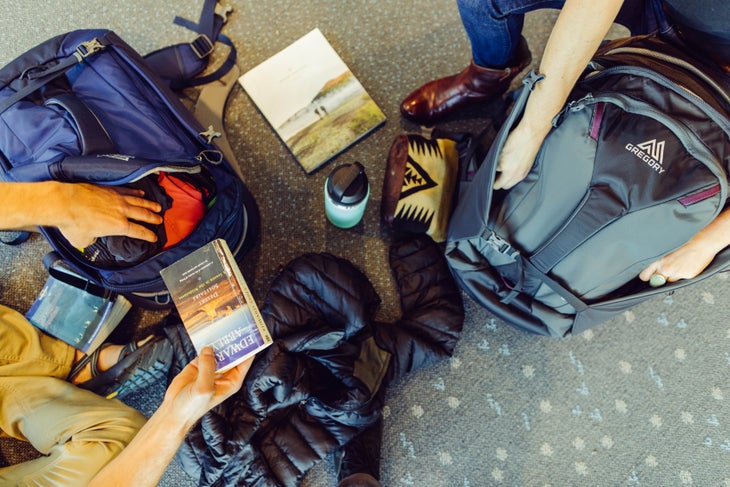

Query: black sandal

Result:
[71,336,174,399]
[67,342,121,383]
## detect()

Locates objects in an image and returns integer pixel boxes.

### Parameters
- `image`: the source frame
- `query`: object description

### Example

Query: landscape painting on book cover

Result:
[239,28,386,174]
[160,239,272,372]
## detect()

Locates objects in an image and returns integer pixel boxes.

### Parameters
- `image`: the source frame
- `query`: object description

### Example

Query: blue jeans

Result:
[457,0,672,67]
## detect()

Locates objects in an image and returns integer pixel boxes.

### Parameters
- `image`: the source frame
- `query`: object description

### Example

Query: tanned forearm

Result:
[87,399,192,487]
[691,207,730,255]
[88,348,252,487]
[0,181,71,230]
[0,181,161,247]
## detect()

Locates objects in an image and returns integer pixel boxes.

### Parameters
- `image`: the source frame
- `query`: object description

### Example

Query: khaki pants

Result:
[0,305,146,486]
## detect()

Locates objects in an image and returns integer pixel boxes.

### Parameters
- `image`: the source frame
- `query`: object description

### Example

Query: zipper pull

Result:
[197,150,223,164]
[552,93,593,127]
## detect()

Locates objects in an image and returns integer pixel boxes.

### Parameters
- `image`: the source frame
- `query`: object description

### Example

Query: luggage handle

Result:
[44,93,116,155]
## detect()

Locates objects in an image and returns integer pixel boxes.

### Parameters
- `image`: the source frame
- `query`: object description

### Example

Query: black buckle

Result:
[190,34,214,59]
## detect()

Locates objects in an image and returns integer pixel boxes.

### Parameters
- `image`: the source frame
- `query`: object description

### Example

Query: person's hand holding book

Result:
[164,346,254,429]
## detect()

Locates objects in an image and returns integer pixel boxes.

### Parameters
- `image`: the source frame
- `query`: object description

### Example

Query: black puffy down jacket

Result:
[164,235,464,486]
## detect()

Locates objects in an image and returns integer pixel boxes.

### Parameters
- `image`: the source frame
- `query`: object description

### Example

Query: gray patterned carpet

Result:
[1,1,729,486]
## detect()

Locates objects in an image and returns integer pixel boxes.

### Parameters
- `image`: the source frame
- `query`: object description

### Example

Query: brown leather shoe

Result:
[400,37,532,125]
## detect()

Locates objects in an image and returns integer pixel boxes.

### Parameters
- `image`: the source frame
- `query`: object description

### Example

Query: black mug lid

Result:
[326,162,368,205]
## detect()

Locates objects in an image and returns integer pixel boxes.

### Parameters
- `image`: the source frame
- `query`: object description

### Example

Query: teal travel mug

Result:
[324,162,369,229]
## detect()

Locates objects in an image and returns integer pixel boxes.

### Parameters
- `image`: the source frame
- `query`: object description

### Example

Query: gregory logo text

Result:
[625,139,665,174]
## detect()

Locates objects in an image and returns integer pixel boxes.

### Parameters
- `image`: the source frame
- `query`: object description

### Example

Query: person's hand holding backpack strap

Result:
[493,118,547,190]
[493,0,624,190]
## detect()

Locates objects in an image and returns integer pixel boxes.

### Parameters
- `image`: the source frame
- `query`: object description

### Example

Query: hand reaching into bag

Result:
[493,122,545,190]
[0,181,162,248]
[639,240,718,286]
[639,208,730,285]
[56,183,163,248]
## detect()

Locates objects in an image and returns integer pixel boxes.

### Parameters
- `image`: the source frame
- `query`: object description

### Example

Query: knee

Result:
[75,401,148,449]
[105,405,147,444]
[457,0,502,16]
[461,0,531,22]
[81,406,146,468]
[457,0,483,14]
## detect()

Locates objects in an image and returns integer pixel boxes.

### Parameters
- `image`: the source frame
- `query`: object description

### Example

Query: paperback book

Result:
[26,269,131,354]
[239,27,386,174]
[160,238,273,372]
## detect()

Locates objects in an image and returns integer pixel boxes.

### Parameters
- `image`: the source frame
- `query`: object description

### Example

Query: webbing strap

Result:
[523,258,589,313]
[43,252,110,298]
[0,35,111,115]
[173,0,220,40]
[180,33,237,89]
[146,1,237,90]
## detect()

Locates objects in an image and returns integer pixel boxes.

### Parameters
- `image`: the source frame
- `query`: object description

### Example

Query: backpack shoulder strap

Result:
[192,63,245,180]
[143,0,237,90]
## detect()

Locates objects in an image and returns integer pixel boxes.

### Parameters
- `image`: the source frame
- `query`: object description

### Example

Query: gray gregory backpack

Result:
[445,35,730,337]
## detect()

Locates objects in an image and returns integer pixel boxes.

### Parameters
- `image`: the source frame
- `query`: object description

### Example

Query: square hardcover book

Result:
[160,238,273,372]
[26,269,131,354]
[239,27,386,174]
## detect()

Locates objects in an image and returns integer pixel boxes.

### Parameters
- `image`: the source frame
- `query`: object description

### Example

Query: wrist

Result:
[39,181,74,228]
[690,230,728,256]
[155,397,199,435]
[512,114,552,148]
[519,102,557,141]
[0,181,69,230]
[689,211,730,255]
